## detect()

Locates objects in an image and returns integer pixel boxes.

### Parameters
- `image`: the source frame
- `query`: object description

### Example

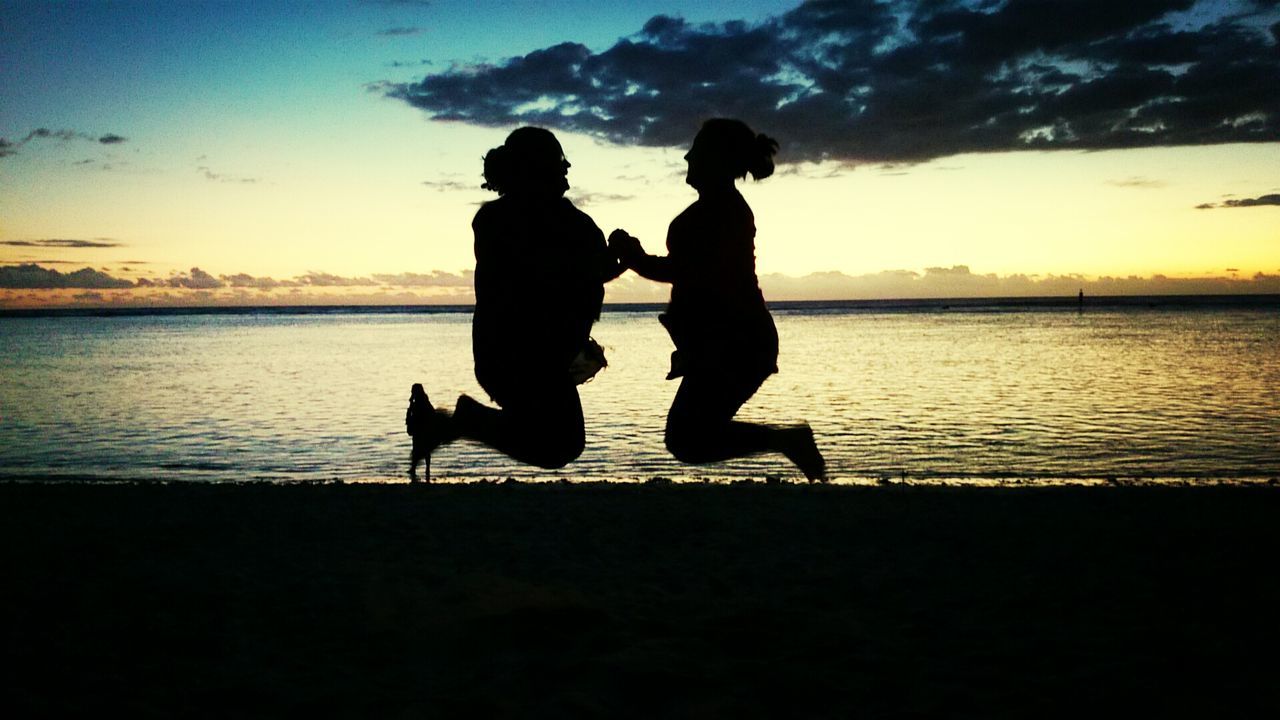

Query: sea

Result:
[1,296,1277,485]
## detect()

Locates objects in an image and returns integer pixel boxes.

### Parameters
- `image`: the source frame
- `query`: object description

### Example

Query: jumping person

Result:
[608,119,826,481]
[412,127,623,473]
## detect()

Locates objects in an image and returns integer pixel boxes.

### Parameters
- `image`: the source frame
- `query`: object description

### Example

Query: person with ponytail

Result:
[412,126,623,474]
[608,118,826,480]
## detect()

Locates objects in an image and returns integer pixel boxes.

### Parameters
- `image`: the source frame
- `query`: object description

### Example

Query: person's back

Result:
[409,126,622,473]
[471,194,609,398]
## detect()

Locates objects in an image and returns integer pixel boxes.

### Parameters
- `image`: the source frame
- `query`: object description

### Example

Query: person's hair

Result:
[481,126,565,195]
[694,118,779,181]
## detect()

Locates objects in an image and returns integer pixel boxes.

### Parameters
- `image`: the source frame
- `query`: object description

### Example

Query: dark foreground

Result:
[3,482,1277,718]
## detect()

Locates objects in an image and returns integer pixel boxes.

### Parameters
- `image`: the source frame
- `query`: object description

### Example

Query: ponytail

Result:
[749,133,779,181]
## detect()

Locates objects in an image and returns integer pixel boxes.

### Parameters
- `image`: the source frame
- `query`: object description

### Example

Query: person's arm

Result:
[609,229,675,283]
[594,229,627,283]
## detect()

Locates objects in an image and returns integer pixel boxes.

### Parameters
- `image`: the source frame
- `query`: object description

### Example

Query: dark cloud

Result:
[388,0,1280,163]
[377,26,425,37]
[0,238,122,248]
[0,264,133,289]
[0,128,128,159]
[1196,192,1280,209]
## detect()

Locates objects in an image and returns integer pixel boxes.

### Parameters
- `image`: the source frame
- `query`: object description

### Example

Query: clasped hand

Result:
[607,229,643,268]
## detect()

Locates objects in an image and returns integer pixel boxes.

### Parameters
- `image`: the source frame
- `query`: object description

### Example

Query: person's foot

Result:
[452,394,484,434]
[409,467,420,483]
[782,424,827,482]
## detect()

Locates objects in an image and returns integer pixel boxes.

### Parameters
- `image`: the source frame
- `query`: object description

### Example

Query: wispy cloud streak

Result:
[0,128,128,158]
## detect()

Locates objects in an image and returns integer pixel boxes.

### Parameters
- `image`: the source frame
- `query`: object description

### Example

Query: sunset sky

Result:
[2,0,1278,308]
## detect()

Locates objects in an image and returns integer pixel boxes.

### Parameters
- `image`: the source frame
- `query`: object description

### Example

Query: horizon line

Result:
[3,293,1278,318]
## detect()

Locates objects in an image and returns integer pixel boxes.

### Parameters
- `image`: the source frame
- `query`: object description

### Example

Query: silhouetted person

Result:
[415,127,622,472]
[609,118,826,480]
[406,383,444,482]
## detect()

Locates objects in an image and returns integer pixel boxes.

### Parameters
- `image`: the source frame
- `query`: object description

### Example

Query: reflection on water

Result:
[1,304,1277,483]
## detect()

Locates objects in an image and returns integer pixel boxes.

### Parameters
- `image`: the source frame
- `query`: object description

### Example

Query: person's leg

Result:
[665,372,826,480]
[409,443,422,482]
[453,384,585,470]
[664,372,771,464]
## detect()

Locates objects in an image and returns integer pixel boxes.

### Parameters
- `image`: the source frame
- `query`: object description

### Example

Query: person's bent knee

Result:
[665,420,714,465]
[526,434,584,469]
[515,420,584,469]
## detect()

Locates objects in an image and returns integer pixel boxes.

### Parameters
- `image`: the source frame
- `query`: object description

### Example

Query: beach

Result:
[3,481,1277,717]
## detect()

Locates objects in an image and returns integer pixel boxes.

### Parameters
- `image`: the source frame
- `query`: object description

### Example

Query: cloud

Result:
[0,264,133,289]
[388,0,1280,164]
[750,265,1280,301]
[1195,192,1280,209]
[372,270,473,287]
[1107,176,1167,188]
[198,165,259,184]
[164,267,225,289]
[421,177,479,191]
[219,273,299,290]
[297,271,376,287]
[377,26,425,37]
[0,127,128,158]
[0,238,123,248]
[566,190,636,206]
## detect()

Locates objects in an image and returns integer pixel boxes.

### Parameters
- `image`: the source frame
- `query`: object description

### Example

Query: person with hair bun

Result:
[609,118,826,480]
[413,126,623,473]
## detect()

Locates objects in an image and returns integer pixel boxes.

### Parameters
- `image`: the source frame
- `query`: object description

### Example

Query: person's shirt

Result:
[661,188,778,376]
[470,194,619,385]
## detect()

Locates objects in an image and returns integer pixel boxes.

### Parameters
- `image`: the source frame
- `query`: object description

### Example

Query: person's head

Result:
[684,118,778,191]
[481,127,570,198]
[411,383,427,399]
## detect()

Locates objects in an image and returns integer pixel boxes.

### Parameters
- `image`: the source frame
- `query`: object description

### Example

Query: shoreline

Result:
[3,474,1278,487]
[5,482,1278,715]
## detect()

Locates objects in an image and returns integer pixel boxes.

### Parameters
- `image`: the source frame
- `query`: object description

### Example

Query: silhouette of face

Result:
[684,136,729,191]
[526,148,569,198]
[524,135,570,198]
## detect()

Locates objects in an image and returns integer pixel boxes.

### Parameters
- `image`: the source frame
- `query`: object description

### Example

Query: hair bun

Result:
[749,133,779,180]
[481,145,510,192]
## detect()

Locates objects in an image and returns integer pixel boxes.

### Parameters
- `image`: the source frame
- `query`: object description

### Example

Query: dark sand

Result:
[3,482,1277,717]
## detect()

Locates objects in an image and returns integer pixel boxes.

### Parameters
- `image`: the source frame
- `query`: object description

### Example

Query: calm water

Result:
[1,299,1277,484]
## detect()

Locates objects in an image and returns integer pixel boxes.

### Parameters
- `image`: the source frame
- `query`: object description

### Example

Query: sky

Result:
[1,0,1278,308]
